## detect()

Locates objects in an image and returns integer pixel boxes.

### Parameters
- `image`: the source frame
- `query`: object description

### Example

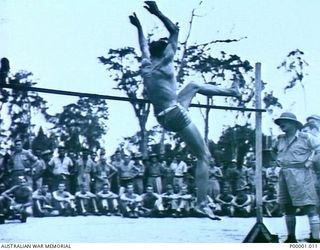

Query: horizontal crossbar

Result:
[0,84,266,112]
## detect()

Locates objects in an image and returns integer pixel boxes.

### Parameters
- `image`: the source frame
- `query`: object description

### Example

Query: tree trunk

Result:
[159,128,166,155]
[140,126,148,158]
[204,97,211,144]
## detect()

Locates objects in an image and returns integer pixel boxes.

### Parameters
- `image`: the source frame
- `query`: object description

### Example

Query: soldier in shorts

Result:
[129,1,240,215]
[273,112,320,243]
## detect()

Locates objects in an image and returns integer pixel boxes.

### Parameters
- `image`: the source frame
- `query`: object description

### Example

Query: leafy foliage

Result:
[31,127,55,152]
[277,49,309,92]
[49,97,109,152]
[98,47,150,156]
[0,71,49,149]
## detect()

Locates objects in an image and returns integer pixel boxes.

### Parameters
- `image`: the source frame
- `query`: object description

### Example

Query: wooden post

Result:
[255,62,263,223]
[243,63,278,242]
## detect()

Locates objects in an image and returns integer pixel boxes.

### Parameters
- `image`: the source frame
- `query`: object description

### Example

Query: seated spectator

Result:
[176,185,193,217]
[230,186,253,217]
[32,184,55,217]
[161,184,179,216]
[140,185,164,217]
[52,183,76,216]
[215,186,235,216]
[263,185,281,217]
[119,183,142,218]
[2,177,32,217]
[96,183,120,216]
[75,184,100,216]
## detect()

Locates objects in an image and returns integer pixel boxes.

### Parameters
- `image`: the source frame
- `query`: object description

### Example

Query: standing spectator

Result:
[302,122,320,205]
[235,163,248,191]
[76,149,95,192]
[96,183,119,216]
[48,146,73,191]
[0,57,10,85]
[41,150,54,192]
[145,154,163,194]
[0,151,10,186]
[32,184,55,217]
[95,156,117,194]
[245,159,256,192]
[224,159,238,194]
[207,158,223,199]
[52,183,76,216]
[265,160,280,189]
[170,154,188,188]
[67,151,78,195]
[306,115,320,129]
[110,151,124,194]
[273,112,320,243]
[32,149,47,190]
[117,155,136,195]
[160,155,174,188]
[131,153,145,194]
[8,138,38,187]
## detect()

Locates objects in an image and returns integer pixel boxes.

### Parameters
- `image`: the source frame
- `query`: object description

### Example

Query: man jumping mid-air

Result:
[129,1,241,217]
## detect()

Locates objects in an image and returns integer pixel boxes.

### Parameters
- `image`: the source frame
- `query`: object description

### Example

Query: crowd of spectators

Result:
[0,138,284,220]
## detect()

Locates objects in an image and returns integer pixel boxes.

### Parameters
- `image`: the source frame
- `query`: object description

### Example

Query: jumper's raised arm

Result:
[129,12,150,59]
[144,1,179,55]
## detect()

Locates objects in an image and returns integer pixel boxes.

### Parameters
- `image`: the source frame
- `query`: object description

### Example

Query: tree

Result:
[49,97,109,153]
[31,127,55,153]
[98,47,151,157]
[99,3,293,158]
[214,124,256,166]
[0,71,49,149]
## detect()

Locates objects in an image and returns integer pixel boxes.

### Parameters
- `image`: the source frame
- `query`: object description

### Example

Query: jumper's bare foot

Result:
[230,79,242,100]
[194,204,220,220]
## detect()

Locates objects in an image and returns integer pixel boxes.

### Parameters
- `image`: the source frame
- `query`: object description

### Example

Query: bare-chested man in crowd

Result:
[129,1,240,215]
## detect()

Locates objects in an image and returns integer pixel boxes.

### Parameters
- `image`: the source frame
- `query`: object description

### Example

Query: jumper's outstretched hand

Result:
[144,1,160,15]
[129,12,141,28]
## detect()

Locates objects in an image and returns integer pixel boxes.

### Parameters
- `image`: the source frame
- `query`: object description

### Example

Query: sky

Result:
[1,0,320,155]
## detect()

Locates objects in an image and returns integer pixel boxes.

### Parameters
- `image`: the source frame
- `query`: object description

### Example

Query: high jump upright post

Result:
[243,62,278,243]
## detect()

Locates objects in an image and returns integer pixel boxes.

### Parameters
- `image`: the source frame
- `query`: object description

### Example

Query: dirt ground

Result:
[0,215,313,243]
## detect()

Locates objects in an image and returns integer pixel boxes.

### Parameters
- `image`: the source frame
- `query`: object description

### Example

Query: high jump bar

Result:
[0,83,266,113]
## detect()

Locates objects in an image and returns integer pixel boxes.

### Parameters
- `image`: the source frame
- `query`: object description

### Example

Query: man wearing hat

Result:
[273,112,320,243]
[307,115,320,129]
[145,153,163,194]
